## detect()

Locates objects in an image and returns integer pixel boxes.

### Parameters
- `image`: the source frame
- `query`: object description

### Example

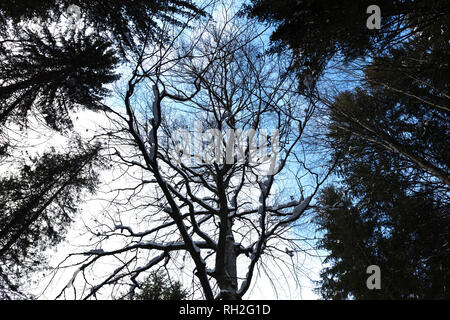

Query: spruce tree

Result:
[0,0,205,298]
[245,0,450,92]
[314,27,449,299]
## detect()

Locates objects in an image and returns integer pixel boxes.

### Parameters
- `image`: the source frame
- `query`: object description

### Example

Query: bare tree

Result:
[49,10,334,301]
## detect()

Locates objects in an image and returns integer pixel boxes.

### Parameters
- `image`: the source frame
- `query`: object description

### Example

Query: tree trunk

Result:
[219,218,238,300]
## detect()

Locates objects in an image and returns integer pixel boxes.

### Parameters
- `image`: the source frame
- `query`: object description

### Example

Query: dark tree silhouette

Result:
[245,0,450,92]
[0,28,119,131]
[327,32,449,187]
[132,271,188,300]
[313,24,449,299]
[0,141,103,299]
[0,0,206,299]
[0,0,206,53]
[314,167,449,298]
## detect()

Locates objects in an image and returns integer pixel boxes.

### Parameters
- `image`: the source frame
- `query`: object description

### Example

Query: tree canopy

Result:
[312,10,449,299]
[246,0,450,91]
[132,271,188,300]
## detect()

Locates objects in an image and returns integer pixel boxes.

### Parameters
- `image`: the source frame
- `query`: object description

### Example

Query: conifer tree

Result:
[314,25,449,299]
